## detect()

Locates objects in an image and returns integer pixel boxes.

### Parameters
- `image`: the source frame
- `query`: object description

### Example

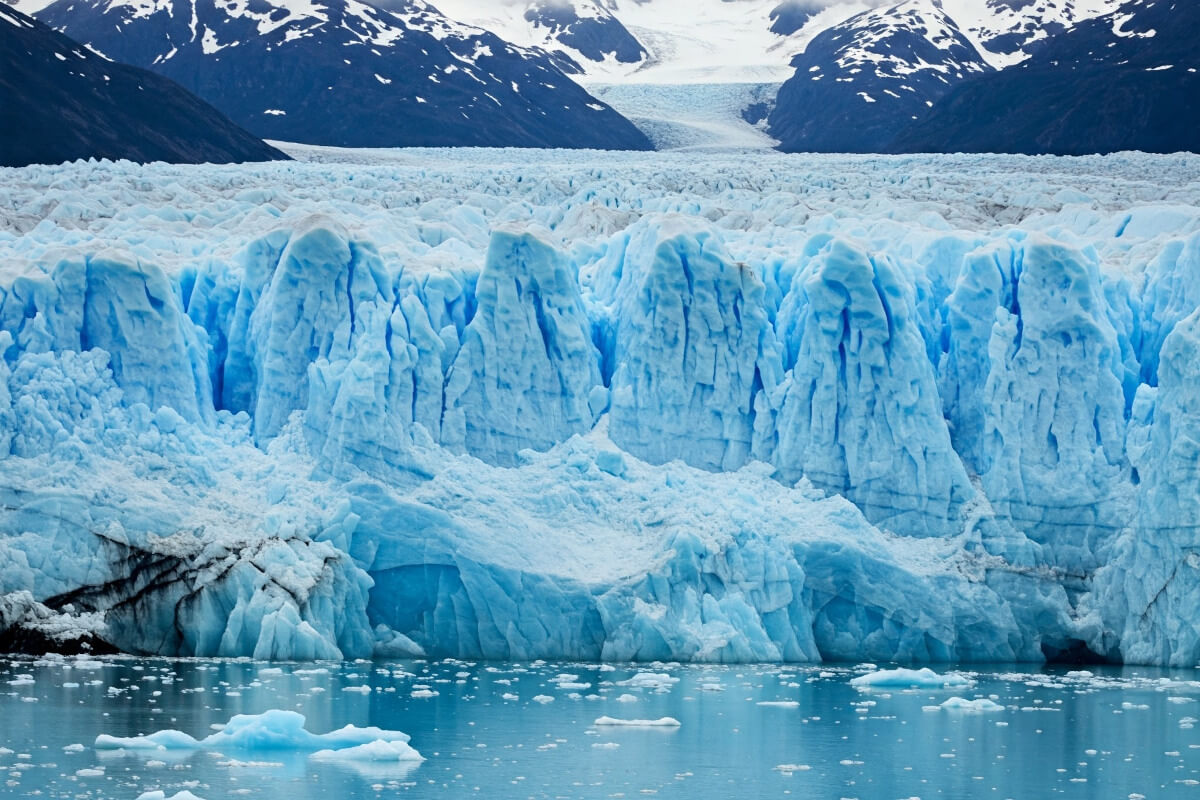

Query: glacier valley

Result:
[1,147,1199,666]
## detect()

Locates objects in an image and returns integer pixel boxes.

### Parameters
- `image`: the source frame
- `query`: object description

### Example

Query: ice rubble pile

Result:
[1,149,1199,665]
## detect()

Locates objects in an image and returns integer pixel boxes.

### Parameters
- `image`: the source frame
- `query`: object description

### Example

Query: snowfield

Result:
[1,146,1199,664]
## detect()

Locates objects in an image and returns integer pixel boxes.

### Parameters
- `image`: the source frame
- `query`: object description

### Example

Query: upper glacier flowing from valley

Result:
[1,146,1198,665]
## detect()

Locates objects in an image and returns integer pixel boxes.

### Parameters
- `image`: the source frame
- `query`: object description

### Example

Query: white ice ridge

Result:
[95,710,424,762]
[1,147,1200,664]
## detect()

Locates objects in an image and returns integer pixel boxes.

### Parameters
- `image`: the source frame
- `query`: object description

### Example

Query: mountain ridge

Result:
[0,3,286,167]
[35,0,653,149]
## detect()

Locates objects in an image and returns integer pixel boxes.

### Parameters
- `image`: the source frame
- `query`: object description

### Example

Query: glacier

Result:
[1,146,1199,665]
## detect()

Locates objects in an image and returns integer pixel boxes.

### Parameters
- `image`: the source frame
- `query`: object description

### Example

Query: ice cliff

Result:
[1,148,1199,665]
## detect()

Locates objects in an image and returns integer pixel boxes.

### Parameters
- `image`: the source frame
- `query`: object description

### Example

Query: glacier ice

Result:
[95,709,422,761]
[1,147,1200,665]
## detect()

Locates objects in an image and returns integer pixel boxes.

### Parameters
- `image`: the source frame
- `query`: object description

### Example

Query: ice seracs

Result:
[1,148,1199,665]
[443,224,602,466]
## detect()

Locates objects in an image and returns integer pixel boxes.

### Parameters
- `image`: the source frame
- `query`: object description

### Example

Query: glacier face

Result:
[1,147,1199,664]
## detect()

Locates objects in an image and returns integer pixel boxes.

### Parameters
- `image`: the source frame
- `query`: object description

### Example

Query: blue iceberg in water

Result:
[95,709,423,761]
[2,152,1198,665]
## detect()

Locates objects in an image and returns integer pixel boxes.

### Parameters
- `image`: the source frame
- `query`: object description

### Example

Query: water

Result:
[1,656,1198,799]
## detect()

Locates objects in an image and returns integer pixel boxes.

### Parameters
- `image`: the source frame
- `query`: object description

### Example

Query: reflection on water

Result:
[1,656,1199,798]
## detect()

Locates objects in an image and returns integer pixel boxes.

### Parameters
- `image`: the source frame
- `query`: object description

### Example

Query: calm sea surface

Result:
[1,656,1197,799]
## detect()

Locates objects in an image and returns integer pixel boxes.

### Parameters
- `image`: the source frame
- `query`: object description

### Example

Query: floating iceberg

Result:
[593,716,681,727]
[95,710,421,761]
[1,148,1199,665]
[310,739,426,763]
[939,697,1005,712]
[850,668,974,689]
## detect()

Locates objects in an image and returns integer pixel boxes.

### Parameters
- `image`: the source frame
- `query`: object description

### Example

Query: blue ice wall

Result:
[1,160,1198,664]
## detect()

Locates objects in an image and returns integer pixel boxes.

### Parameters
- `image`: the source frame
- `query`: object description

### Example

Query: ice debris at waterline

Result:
[936,697,1005,712]
[94,710,424,762]
[850,668,975,690]
[593,716,682,727]
[2,147,1200,665]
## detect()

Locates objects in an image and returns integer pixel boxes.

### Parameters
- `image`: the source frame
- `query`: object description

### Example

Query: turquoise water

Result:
[1,656,1198,799]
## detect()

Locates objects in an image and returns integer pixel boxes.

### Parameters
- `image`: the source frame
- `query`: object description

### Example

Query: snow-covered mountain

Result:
[427,0,1122,86]
[767,0,1129,152]
[431,0,878,85]
[517,0,647,73]
[423,0,1136,152]
[892,0,1200,154]
[939,0,1120,68]
[769,0,994,152]
[20,0,1153,153]
[0,4,284,166]
[33,0,652,149]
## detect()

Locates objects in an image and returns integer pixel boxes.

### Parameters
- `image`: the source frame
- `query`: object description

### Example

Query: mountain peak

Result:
[36,0,653,149]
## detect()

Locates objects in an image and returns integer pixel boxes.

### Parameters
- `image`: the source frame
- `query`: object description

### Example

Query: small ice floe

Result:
[593,716,680,727]
[618,673,679,690]
[311,740,424,763]
[592,742,621,749]
[756,700,800,708]
[136,792,208,800]
[774,763,811,773]
[849,668,972,689]
[615,694,639,703]
[410,689,438,698]
[938,697,1005,712]
[75,767,104,777]
[532,695,555,704]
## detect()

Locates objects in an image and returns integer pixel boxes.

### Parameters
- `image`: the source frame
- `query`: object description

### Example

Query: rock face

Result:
[36,0,652,149]
[768,0,995,153]
[0,5,285,167]
[0,150,1197,664]
[890,0,1200,156]
[769,0,1196,157]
